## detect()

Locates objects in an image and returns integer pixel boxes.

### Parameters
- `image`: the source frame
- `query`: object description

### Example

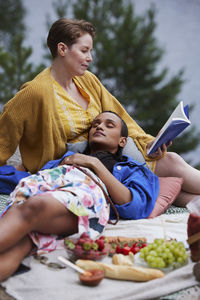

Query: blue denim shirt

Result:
[110,157,159,219]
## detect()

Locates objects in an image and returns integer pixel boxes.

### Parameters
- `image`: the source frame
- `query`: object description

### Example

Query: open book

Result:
[147,101,191,155]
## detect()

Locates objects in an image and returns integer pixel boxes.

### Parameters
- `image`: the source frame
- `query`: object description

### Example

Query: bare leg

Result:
[173,191,199,207]
[155,152,200,193]
[155,152,200,206]
[0,236,32,282]
[0,194,78,253]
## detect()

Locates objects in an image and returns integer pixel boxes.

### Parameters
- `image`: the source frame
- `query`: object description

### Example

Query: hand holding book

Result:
[147,101,191,156]
[147,140,172,158]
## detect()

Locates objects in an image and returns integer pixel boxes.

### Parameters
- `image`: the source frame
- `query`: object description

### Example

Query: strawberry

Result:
[122,246,131,255]
[87,249,98,259]
[77,238,86,246]
[80,232,90,239]
[74,244,84,256]
[116,245,122,254]
[131,244,140,254]
[96,239,105,251]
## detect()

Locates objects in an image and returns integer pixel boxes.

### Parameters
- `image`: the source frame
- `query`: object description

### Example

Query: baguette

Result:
[76,259,164,282]
[106,236,147,244]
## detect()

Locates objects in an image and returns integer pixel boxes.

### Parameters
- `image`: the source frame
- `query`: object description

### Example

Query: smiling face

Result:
[89,112,127,154]
[58,33,93,77]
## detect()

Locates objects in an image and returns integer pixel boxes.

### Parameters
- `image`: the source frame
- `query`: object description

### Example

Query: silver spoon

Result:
[57,256,92,276]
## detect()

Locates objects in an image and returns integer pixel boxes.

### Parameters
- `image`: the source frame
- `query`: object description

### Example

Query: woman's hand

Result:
[59,153,97,170]
[147,141,172,159]
[60,153,131,206]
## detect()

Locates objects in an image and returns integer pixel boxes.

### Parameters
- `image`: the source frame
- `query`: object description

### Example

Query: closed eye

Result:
[105,120,116,128]
[106,123,115,128]
[91,121,100,127]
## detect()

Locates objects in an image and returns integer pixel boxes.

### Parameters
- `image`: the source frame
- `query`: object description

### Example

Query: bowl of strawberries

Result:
[64,233,109,261]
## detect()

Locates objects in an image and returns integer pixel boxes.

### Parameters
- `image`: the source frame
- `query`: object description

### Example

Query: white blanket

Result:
[2,213,199,300]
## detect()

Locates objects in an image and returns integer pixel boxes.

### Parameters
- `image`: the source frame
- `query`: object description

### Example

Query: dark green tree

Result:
[0,0,45,104]
[45,0,199,162]
[0,0,25,51]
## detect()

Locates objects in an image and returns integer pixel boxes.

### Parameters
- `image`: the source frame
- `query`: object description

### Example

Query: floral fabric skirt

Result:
[7,165,109,254]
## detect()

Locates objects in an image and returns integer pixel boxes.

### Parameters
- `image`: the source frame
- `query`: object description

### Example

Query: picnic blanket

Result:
[1,212,199,300]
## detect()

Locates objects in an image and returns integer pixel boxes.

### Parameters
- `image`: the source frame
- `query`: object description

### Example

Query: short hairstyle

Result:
[101,111,128,137]
[47,18,96,58]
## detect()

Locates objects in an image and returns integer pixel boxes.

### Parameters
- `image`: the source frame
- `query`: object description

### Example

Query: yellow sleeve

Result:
[0,83,36,165]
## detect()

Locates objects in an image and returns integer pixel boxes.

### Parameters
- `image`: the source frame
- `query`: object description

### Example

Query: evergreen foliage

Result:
[0,0,45,104]
[45,0,199,159]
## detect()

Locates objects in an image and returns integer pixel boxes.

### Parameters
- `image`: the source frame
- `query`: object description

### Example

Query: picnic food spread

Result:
[63,233,192,285]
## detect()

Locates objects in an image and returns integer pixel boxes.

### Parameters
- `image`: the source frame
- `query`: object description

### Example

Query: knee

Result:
[19,196,46,223]
[164,152,183,165]
[156,151,185,176]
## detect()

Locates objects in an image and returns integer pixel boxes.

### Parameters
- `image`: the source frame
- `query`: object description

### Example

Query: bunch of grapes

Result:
[139,239,188,269]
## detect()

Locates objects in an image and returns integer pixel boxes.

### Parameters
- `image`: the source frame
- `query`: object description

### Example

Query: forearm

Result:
[62,153,132,205]
[91,158,132,205]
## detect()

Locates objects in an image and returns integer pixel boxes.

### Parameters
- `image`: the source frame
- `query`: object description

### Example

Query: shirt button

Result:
[117,166,121,170]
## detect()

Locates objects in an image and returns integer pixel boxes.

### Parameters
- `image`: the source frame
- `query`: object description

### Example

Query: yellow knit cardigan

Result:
[0,67,156,173]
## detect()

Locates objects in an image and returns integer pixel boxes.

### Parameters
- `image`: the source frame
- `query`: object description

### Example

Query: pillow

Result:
[122,137,146,164]
[66,141,88,153]
[148,177,183,218]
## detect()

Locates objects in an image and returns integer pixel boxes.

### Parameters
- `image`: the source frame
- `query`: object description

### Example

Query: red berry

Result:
[78,238,86,245]
[141,242,147,248]
[96,239,104,251]
[116,245,122,254]
[80,232,90,239]
[131,245,140,254]
[122,246,131,255]
[74,244,84,256]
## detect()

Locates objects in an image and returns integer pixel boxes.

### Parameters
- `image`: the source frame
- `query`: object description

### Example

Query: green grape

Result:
[156,246,163,254]
[165,242,171,248]
[164,248,171,254]
[140,239,188,270]
[169,244,175,252]
[177,241,184,248]
[149,261,158,268]
[146,255,154,263]
[177,257,184,264]
[149,250,158,257]
[142,247,148,254]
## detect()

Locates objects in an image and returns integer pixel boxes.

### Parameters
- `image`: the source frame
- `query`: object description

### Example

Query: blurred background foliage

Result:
[0,0,199,168]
